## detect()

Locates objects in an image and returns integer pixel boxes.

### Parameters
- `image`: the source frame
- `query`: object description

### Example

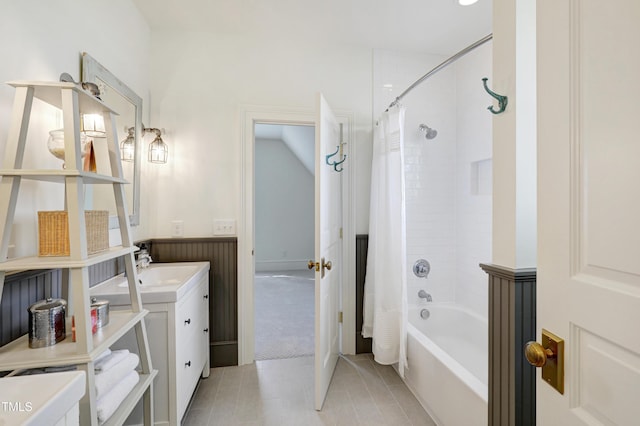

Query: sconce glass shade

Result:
[149,136,168,164]
[80,114,106,137]
[121,134,135,162]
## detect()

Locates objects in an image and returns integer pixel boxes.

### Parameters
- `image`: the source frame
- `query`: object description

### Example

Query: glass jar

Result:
[47,129,88,167]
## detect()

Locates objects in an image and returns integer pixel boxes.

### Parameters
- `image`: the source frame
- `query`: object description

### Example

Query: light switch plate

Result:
[171,220,184,238]
[213,219,235,235]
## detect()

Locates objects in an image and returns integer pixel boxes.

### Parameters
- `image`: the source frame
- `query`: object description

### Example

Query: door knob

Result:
[524,329,564,394]
[308,260,319,271]
[322,259,332,271]
[309,258,332,277]
[524,341,555,367]
[321,257,332,278]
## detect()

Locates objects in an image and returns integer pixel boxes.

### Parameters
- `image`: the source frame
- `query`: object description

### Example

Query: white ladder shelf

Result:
[0,81,156,426]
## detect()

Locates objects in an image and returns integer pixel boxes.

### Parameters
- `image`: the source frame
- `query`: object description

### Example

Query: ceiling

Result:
[131,0,492,55]
[255,124,315,175]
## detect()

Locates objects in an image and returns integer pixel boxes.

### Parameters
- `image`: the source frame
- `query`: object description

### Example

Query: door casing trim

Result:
[238,104,355,365]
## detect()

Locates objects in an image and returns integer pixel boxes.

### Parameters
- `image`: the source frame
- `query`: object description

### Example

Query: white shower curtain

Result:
[362,105,408,377]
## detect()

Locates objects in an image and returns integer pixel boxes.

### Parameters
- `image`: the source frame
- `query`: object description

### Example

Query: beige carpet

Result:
[254,270,315,360]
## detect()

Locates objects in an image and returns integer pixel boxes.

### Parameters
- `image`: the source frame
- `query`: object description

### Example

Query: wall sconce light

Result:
[144,127,168,164]
[121,127,135,162]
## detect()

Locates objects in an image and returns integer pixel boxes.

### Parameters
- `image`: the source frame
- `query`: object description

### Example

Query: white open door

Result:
[536,0,640,423]
[313,93,342,410]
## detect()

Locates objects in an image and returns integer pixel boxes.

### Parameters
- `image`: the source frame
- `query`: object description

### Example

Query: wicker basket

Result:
[38,210,109,256]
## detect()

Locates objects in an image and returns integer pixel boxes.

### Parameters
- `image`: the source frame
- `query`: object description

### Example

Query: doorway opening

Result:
[253,123,316,360]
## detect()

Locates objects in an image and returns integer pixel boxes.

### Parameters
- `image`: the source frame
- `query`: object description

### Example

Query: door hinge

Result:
[340,227,343,239]
[338,311,343,323]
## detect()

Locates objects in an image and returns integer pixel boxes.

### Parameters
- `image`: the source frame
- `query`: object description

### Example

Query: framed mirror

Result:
[81,52,142,227]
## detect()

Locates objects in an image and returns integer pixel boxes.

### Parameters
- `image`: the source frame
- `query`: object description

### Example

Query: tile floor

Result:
[183,354,435,425]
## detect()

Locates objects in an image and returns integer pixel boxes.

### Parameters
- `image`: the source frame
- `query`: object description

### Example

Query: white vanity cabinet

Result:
[174,276,210,419]
[94,262,210,425]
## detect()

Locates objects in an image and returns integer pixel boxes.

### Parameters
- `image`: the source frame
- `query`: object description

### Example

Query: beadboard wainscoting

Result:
[480,263,536,426]
[0,269,63,347]
[0,261,131,348]
[0,237,238,368]
[149,238,238,367]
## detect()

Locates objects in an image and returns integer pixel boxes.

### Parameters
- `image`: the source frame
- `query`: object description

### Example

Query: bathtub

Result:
[403,304,488,426]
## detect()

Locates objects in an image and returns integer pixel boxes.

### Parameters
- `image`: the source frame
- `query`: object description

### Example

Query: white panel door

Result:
[314,93,342,411]
[537,0,640,423]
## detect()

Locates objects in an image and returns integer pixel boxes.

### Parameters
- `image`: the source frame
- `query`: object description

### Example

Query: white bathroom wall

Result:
[144,31,374,238]
[255,137,314,271]
[454,43,493,317]
[373,42,492,318]
[373,49,458,306]
[0,1,151,256]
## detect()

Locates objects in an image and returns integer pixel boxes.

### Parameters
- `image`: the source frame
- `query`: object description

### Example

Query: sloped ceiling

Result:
[255,124,315,175]
[131,0,491,55]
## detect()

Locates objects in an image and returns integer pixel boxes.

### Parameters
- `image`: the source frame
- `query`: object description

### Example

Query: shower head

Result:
[419,124,438,140]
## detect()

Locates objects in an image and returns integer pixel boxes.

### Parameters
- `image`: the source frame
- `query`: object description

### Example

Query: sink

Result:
[117,264,201,287]
[0,371,85,425]
[91,262,210,304]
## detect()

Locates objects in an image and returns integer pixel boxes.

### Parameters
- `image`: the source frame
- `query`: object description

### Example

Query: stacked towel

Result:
[94,349,140,425]
[94,349,112,365]
[94,349,128,372]
[95,352,139,399]
[96,370,139,425]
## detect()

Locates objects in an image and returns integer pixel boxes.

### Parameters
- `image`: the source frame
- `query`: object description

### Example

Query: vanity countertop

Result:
[90,261,210,304]
[0,370,85,425]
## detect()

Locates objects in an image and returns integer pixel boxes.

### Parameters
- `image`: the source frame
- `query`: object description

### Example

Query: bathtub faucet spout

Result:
[418,290,432,302]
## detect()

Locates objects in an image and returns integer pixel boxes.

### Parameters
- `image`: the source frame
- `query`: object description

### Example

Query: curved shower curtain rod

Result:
[386,33,493,111]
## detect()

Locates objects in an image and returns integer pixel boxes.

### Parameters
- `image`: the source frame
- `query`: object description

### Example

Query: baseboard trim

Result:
[210,341,238,367]
[255,260,310,272]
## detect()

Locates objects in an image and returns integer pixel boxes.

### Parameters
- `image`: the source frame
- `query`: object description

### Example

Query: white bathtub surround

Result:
[373,45,492,318]
[363,105,408,375]
[405,304,488,425]
[372,42,492,426]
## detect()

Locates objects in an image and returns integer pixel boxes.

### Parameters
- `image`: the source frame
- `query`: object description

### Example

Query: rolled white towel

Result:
[96,370,140,425]
[95,353,140,400]
[94,349,112,365]
[94,349,129,372]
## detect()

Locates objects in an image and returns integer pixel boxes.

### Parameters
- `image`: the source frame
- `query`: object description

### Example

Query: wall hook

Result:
[482,77,508,114]
[325,123,347,172]
[333,154,347,172]
[326,145,347,172]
